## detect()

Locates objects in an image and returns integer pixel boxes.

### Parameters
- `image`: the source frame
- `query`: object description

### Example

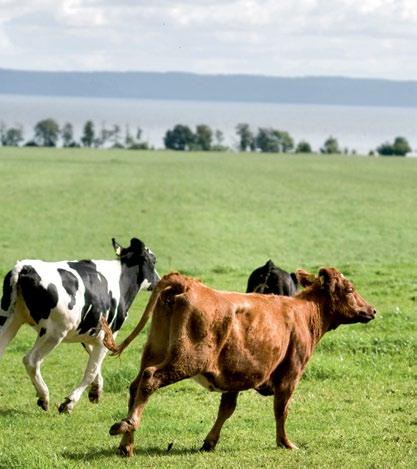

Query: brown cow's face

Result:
[319,268,376,325]
[296,268,376,326]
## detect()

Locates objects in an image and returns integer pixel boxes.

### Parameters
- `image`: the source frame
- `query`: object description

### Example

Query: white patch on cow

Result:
[193,374,223,392]
[84,303,93,317]
[139,278,151,291]
[92,261,122,299]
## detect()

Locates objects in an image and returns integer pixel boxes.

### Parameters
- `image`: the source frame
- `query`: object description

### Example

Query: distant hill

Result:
[0,69,416,108]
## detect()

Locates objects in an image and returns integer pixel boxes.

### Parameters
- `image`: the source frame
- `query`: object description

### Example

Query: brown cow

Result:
[101,267,376,457]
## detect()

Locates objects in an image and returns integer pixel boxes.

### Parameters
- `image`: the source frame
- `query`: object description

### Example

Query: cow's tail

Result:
[0,267,20,329]
[101,272,188,357]
[100,287,160,356]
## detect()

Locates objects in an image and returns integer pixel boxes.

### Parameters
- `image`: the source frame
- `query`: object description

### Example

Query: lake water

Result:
[1,94,416,154]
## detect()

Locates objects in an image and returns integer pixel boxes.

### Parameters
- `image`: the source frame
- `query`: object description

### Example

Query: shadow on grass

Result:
[62,445,202,461]
[0,407,32,417]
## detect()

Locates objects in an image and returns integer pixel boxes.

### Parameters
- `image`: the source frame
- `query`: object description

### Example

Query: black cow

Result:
[0,237,159,413]
[246,260,298,296]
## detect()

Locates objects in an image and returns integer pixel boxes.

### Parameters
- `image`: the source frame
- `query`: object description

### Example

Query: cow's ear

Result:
[296,269,315,287]
[112,238,123,256]
[319,268,337,293]
[265,259,275,270]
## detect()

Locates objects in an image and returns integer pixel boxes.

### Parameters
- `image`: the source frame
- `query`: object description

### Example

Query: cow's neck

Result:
[119,264,140,312]
[300,292,334,346]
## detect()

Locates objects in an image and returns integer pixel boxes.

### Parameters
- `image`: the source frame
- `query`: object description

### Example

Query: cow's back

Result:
[13,259,124,337]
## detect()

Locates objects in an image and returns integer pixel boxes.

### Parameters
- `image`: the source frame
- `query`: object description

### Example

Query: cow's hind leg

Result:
[59,343,108,413]
[0,314,23,359]
[23,329,67,411]
[110,360,195,457]
[201,391,239,451]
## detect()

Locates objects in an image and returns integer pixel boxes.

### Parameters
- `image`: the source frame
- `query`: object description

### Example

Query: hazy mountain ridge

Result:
[0,69,416,108]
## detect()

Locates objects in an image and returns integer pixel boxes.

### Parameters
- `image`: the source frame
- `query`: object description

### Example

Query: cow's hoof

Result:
[278,439,299,450]
[200,440,216,452]
[37,398,49,411]
[118,444,134,457]
[110,420,132,435]
[88,386,101,404]
[58,398,73,414]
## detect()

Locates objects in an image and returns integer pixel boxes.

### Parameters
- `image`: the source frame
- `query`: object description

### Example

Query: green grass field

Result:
[0,147,416,468]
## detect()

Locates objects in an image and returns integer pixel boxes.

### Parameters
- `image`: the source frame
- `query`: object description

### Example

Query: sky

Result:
[0,0,416,80]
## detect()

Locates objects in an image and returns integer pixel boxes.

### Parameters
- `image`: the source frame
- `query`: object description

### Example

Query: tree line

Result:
[0,118,413,156]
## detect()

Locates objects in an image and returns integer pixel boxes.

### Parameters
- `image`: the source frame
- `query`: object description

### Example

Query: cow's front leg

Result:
[59,344,107,413]
[273,374,301,449]
[110,361,194,457]
[201,391,239,451]
[88,372,103,404]
[81,343,105,403]
[23,329,66,411]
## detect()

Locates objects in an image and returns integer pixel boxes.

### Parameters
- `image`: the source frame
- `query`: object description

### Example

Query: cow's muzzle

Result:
[357,308,377,323]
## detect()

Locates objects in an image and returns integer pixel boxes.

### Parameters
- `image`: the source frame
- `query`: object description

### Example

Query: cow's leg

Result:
[23,329,67,411]
[273,378,300,450]
[112,370,143,457]
[111,346,162,456]
[201,391,239,451]
[0,314,23,359]
[110,360,194,457]
[59,343,108,413]
[88,368,104,404]
[82,343,104,403]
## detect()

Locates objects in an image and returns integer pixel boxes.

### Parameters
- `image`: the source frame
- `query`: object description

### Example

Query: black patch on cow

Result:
[113,238,158,331]
[39,327,46,337]
[246,260,297,296]
[112,303,126,332]
[58,268,78,310]
[1,270,13,311]
[0,316,7,326]
[106,292,118,330]
[67,260,115,335]
[18,265,58,323]
[255,383,274,396]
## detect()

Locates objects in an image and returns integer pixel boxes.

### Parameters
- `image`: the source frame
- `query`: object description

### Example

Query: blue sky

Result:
[0,0,416,80]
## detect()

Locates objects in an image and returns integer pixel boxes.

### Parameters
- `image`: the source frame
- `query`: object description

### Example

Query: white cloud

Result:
[0,0,416,79]
[0,24,12,49]
[55,0,107,28]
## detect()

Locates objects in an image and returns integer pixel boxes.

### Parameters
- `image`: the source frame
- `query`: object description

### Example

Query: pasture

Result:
[0,147,416,468]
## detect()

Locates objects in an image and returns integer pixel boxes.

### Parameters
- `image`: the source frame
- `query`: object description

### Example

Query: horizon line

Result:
[1,68,416,84]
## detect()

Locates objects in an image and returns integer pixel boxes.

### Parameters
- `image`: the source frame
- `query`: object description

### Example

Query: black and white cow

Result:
[246,259,298,296]
[0,237,159,413]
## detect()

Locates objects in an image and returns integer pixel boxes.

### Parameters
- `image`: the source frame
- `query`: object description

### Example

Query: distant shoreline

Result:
[0,92,416,111]
[1,91,416,111]
[1,94,417,155]
[1,69,416,108]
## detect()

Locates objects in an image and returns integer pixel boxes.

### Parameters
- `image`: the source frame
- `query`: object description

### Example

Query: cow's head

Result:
[296,267,376,328]
[112,237,160,291]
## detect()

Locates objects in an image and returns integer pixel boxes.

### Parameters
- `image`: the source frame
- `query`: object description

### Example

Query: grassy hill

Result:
[0,147,415,468]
